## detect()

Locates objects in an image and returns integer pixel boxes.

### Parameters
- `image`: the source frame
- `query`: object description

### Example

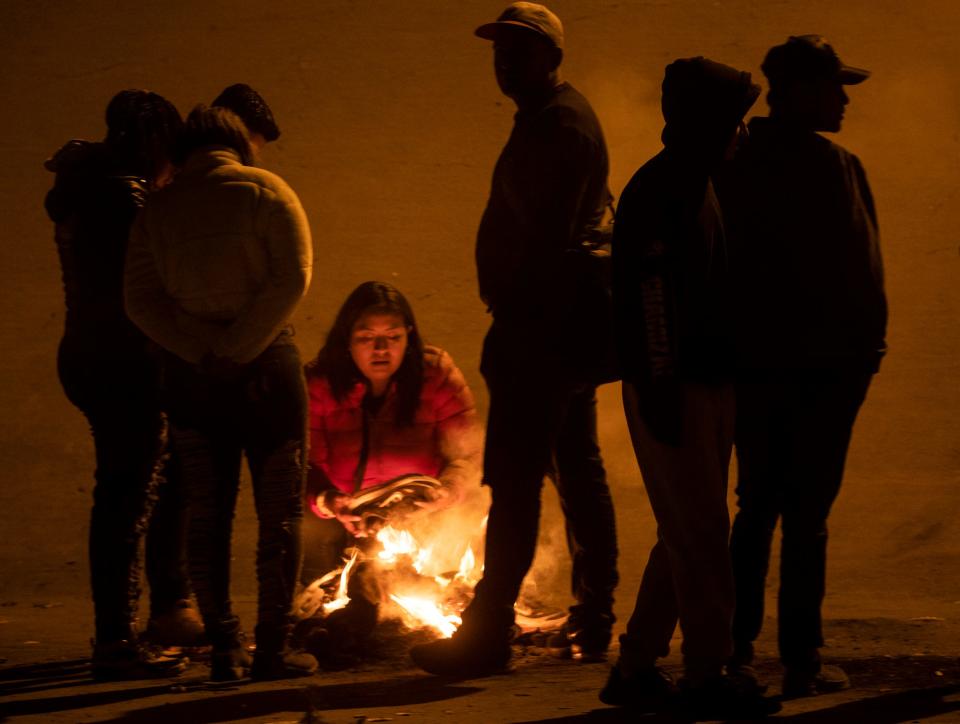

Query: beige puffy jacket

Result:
[124,147,312,364]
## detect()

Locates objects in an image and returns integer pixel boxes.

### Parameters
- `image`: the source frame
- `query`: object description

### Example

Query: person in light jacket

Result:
[125,105,315,682]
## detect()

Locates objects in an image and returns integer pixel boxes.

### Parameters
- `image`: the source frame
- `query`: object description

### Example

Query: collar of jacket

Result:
[181,146,244,175]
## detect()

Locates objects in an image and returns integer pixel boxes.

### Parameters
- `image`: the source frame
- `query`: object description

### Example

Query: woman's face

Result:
[349,312,409,389]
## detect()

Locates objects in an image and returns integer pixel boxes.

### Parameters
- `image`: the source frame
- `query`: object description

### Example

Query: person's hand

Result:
[323,491,365,537]
[413,484,455,515]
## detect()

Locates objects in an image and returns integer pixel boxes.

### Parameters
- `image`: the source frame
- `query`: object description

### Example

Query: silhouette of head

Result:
[661,57,760,164]
[475,2,563,103]
[308,282,426,425]
[104,89,183,185]
[175,105,254,166]
[211,83,280,149]
[763,35,869,132]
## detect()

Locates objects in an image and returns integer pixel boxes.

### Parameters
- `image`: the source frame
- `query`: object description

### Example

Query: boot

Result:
[251,622,318,681]
[599,663,678,711]
[410,603,513,677]
[145,598,207,647]
[546,609,614,662]
[207,615,252,682]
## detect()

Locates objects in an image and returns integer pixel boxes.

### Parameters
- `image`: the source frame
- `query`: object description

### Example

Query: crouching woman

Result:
[302,281,482,582]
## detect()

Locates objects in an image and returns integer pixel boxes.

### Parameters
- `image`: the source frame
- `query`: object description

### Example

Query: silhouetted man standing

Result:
[412,1,618,676]
[722,36,887,698]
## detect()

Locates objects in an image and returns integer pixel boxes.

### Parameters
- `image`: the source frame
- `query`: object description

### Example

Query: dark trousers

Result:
[58,340,166,643]
[730,371,871,671]
[619,381,736,679]
[470,323,619,632]
[144,451,191,615]
[165,341,307,649]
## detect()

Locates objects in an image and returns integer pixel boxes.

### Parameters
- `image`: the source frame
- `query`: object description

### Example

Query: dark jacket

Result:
[612,58,759,443]
[46,140,152,359]
[721,117,887,374]
[476,82,610,328]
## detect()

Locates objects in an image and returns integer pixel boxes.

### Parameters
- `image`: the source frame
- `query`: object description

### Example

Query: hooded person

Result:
[601,58,778,719]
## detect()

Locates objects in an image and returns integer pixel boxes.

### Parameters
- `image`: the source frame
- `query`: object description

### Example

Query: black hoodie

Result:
[612,57,759,442]
[45,140,152,356]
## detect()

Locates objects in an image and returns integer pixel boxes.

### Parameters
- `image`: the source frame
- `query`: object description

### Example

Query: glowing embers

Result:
[297,524,483,639]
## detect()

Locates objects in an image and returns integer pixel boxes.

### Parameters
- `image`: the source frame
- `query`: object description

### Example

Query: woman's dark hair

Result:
[308,281,426,427]
[174,104,254,166]
[104,89,183,182]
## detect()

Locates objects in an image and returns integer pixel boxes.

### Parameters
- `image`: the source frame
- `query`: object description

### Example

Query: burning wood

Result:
[295,524,483,640]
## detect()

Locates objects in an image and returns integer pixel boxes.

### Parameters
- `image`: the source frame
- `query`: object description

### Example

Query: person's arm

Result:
[210,181,313,363]
[611,167,684,445]
[305,378,364,534]
[124,208,211,363]
[419,355,482,512]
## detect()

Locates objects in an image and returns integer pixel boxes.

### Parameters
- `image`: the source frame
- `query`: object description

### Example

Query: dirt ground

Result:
[0,0,958,722]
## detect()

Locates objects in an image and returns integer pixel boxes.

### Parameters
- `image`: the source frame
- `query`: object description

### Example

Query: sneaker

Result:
[91,639,188,681]
[410,620,512,678]
[599,663,678,711]
[546,619,611,662]
[210,644,252,682]
[782,663,850,698]
[726,662,769,695]
[144,599,207,647]
[678,673,782,719]
[251,647,318,681]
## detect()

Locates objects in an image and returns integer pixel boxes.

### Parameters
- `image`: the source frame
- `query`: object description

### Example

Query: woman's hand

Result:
[413,484,456,515]
[322,491,365,537]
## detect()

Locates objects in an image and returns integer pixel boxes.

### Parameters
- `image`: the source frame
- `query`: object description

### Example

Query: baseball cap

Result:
[762,35,870,86]
[211,83,281,142]
[475,2,564,49]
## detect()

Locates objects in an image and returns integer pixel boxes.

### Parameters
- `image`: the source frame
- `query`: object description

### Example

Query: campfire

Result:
[295,521,484,640]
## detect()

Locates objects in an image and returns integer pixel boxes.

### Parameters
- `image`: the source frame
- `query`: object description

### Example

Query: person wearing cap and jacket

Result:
[599,58,778,719]
[411,1,619,676]
[719,35,887,698]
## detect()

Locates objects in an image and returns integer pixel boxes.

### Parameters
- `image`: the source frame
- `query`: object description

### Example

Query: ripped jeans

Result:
[164,338,307,647]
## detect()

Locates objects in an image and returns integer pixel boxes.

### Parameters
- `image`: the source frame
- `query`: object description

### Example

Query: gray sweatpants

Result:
[618,380,735,680]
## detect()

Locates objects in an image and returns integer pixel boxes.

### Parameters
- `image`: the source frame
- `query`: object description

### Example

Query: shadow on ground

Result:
[0,666,481,722]
[516,685,960,724]
[515,655,960,724]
